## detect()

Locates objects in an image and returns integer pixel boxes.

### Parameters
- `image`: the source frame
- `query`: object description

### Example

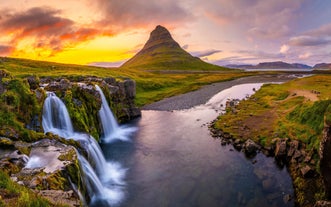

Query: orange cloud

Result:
[0,7,112,57]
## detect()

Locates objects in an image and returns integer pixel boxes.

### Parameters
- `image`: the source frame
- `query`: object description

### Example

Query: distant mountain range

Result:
[121,25,228,71]
[312,63,331,70]
[226,61,312,69]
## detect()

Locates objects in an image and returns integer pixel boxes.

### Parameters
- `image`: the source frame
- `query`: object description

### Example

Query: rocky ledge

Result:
[0,137,82,206]
[210,121,330,207]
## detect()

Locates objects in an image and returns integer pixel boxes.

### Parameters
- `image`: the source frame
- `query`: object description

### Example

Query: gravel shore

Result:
[143,74,301,111]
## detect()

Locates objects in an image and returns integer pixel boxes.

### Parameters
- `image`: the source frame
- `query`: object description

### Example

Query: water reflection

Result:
[102,83,294,207]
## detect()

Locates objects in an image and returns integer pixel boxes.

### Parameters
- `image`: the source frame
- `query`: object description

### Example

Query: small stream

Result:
[102,83,294,207]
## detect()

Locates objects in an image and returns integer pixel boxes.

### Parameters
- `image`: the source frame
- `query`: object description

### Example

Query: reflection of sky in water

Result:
[102,83,294,207]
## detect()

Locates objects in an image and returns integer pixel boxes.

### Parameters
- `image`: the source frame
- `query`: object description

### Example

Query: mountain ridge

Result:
[226,61,312,69]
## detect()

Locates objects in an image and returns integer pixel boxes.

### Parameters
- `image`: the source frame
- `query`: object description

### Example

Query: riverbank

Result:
[144,73,331,206]
[143,74,300,110]
[210,74,331,206]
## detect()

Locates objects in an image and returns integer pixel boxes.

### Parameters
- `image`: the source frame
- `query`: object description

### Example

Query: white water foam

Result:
[42,91,128,206]
[95,85,137,143]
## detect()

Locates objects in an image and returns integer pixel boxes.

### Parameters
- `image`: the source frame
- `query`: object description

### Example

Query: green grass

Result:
[213,74,331,205]
[0,170,55,207]
[0,57,251,107]
[214,75,331,151]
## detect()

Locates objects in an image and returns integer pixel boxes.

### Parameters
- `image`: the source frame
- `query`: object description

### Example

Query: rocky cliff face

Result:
[24,76,141,140]
[320,122,331,198]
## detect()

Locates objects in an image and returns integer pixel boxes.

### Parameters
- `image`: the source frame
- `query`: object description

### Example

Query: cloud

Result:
[280,44,289,54]
[236,50,285,59]
[0,45,14,55]
[0,7,108,56]
[191,49,222,57]
[94,0,192,31]
[199,0,304,39]
[299,52,311,59]
[288,36,331,46]
[307,23,331,36]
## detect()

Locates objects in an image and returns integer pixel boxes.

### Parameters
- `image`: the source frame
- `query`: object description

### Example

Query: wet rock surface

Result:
[0,138,81,206]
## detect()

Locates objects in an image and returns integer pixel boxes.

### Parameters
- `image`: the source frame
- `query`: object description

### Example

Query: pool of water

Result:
[101,83,294,207]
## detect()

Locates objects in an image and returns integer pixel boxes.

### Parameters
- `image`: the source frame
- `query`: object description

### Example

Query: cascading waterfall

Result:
[95,85,119,136]
[95,85,137,143]
[42,91,126,206]
[42,92,74,138]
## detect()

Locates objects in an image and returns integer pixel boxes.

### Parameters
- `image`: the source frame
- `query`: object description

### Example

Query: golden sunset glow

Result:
[1,0,331,66]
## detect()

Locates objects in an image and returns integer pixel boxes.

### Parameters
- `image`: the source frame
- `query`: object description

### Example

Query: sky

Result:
[0,0,331,67]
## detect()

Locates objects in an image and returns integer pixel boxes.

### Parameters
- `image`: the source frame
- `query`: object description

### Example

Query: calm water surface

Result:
[102,83,294,207]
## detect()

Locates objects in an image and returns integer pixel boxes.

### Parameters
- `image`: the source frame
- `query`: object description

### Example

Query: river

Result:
[101,83,294,207]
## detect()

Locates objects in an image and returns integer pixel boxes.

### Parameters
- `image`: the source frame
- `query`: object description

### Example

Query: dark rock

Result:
[320,124,331,198]
[243,139,260,156]
[7,150,29,167]
[304,151,313,163]
[287,140,299,157]
[300,165,315,178]
[124,79,136,98]
[27,76,40,90]
[293,150,302,160]
[104,77,116,85]
[59,79,71,90]
[274,139,287,163]
[233,139,243,151]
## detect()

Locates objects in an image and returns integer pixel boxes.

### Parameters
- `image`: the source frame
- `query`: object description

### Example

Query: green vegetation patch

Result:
[0,170,53,207]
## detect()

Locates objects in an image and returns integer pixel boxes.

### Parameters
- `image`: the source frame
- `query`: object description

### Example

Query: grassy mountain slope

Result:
[121,25,229,71]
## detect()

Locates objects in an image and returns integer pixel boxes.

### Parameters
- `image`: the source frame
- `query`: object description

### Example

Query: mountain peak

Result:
[121,25,226,71]
[141,25,179,52]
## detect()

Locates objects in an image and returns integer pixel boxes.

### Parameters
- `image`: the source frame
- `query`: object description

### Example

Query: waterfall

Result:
[95,85,137,143]
[95,85,119,137]
[42,92,74,138]
[78,154,124,206]
[42,91,127,206]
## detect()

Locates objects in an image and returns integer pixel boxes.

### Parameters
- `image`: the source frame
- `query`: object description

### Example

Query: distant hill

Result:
[227,61,311,69]
[121,25,229,71]
[313,63,331,70]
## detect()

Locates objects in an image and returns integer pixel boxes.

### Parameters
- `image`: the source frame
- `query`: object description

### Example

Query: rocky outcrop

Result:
[0,138,82,206]
[40,76,141,124]
[320,123,331,198]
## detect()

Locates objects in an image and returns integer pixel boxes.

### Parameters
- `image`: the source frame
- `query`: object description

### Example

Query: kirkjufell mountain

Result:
[121,25,228,70]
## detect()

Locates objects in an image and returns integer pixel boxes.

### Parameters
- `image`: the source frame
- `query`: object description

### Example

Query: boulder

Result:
[243,139,260,156]
[287,140,299,157]
[124,79,136,99]
[27,76,40,90]
[274,139,287,163]
[300,165,315,178]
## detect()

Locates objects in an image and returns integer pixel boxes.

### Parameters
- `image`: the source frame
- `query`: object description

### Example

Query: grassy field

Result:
[214,75,331,150]
[0,57,250,106]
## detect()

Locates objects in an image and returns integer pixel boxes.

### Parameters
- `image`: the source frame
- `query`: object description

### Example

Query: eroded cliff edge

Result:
[0,70,141,206]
